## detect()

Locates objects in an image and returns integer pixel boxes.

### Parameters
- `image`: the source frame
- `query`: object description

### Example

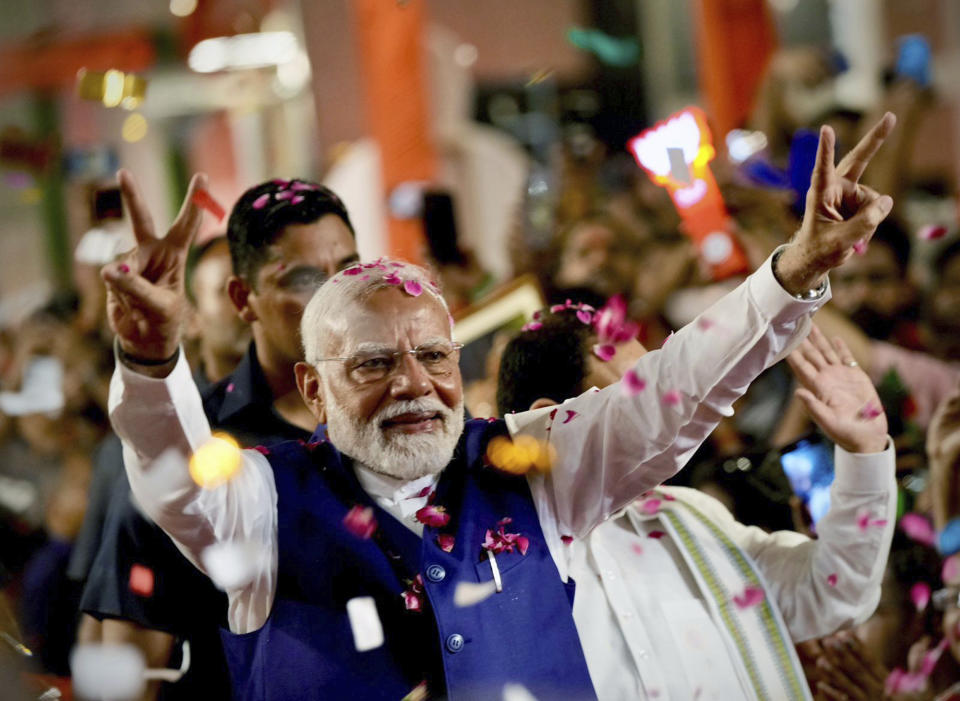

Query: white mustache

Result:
[376,399,450,424]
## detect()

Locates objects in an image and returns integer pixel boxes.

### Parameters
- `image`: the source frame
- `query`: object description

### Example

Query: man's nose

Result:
[389,353,432,399]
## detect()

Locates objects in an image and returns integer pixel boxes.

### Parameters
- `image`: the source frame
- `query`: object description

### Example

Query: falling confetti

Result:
[917,225,947,241]
[856,401,883,420]
[661,390,682,406]
[415,505,450,528]
[343,505,378,539]
[201,541,270,591]
[733,585,765,609]
[436,534,455,552]
[593,344,616,362]
[346,596,384,652]
[128,564,154,597]
[454,579,499,607]
[899,512,936,547]
[188,433,242,488]
[621,369,646,397]
[911,582,931,612]
[827,573,838,587]
[191,187,226,222]
[70,643,146,701]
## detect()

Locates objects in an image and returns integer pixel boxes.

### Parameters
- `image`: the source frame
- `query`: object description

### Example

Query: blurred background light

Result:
[188,31,299,73]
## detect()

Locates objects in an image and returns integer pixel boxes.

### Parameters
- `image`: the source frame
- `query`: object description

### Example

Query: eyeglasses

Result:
[315,341,464,384]
[932,587,960,611]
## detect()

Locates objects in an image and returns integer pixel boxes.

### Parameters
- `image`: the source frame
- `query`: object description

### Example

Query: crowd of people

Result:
[1,44,959,701]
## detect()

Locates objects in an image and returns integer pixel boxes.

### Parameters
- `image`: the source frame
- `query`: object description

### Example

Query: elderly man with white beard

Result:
[103,115,897,701]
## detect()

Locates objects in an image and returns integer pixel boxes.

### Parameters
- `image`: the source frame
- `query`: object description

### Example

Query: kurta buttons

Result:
[445,633,464,653]
[425,564,446,582]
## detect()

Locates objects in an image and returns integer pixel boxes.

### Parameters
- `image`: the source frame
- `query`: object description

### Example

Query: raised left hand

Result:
[787,325,888,454]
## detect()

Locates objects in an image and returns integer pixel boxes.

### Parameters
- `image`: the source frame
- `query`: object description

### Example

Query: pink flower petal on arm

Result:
[621,369,646,397]
[827,573,838,587]
[403,280,423,297]
[732,585,765,609]
[900,512,936,547]
[911,582,931,612]
[252,193,271,210]
[593,344,616,362]
[562,410,578,424]
[856,401,883,420]
[852,238,868,255]
[436,534,455,552]
[343,506,377,539]
[661,389,681,406]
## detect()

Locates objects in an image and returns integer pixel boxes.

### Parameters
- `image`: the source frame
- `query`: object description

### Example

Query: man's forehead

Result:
[329,289,450,350]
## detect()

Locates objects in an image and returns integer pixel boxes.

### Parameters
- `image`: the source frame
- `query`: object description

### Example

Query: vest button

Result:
[425,564,446,583]
[445,633,465,653]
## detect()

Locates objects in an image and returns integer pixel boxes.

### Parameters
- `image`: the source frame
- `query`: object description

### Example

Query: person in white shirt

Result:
[496,310,896,699]
[101,113,897,700]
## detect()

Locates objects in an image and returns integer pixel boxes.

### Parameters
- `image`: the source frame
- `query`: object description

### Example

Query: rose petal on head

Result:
[827,573,838,587]
[291,195,305,205]
[917,225,947,241]
[343,266,363,276]
[522,321,543,332]
[275,190,294,201]
[384,273,402,285]
[621,369,646,397]
[853,238,868,255]
[562,410,578,424]
[403,280,423,297]
[900,512,936,547]
[732,585,765,609]
[661,389,682,406]
[550,304,566,314]
[576,309,592,325]
[436,534,455,552]
[252,193,271,210]
[290,182,318,192]
[593,344,616,362]
[343,505,378,539]
[910,582,931,612]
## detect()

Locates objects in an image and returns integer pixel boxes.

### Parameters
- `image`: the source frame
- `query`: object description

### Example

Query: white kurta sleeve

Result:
[702,442,897,641]
[513,250,829,539]
[108,350,278,634]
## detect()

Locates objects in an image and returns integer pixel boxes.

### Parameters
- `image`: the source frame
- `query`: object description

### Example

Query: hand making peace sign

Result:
[775,112,897,296]
[101,169,209,366]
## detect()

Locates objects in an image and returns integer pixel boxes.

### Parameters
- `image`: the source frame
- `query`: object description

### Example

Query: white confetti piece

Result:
[503,682,539,701]
[200,541,270,591]
[346,596,384,652]
[453,579,498,607]
[70,643,146,701]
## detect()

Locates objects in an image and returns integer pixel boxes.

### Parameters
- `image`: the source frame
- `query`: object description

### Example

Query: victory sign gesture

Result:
[775,112,897,296]
[102,169,208,368]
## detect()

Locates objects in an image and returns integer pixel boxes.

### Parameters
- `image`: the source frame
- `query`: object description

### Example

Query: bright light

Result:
[169,0,197,17]
[102,69,125,108]
[121,113,148,143]
[453,43,478,68]
[188,433,242,488]
[628,111,702,178]
[725,129,768,163]
[188,32,299,73]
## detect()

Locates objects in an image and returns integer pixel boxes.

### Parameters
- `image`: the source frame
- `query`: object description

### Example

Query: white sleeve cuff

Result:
[832,437,895,493]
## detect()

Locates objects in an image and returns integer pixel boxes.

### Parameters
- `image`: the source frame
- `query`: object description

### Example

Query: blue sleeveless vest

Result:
[219,419,597,700]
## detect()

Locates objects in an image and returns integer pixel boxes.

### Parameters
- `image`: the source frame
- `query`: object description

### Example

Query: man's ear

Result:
[227,275,257,324]
[295,362,327,424]
[529,397,558,412]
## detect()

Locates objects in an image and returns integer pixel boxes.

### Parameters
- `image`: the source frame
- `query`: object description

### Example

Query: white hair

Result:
[300,258,450,364]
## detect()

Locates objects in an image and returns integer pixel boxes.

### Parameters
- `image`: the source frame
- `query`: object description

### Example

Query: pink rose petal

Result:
[697,317,715,330]
[852,238,868,255]
[661,492,675,501]
[857,509,887,531]
[253,445,270,455]
[343,505,377,539]
[621,369,646,397]
[900,512,936,547]
[561,535,574,545]
[593,344,616,362]
[290,182,318,192]
[648,530,666,539]
[403,280,423,297]
[384,273,402,285]
[343,266,363,276]
[290,195,305,205]
[226,382,235,392]
[415,505,450,528]
[562,410,578,424]
[550,304,566,314]
[827,573,838,587]
[857,401,883,420]
[921,638,949,676]
[403,589,422,612]
[522,321,543,332]
[631,543,644,555]
[661,389,682,406]
[640,498,662,515]
[910,581,931,612]
[917,225,947,241]
[516,535,530,556]
[732,585,765,609]
[275,190,294,201]
[436,534,455,552]
[252,193,270,210]
[576,309,592,324]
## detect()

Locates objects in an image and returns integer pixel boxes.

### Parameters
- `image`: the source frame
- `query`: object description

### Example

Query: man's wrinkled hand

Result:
[101,169,208,363]
[775,113,897,296]
[787,326,888,454]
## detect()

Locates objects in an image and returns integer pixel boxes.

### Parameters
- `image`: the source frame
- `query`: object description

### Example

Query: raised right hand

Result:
[101,169,208,363]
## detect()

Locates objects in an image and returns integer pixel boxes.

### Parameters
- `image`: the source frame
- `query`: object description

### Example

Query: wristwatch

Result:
[771,247,828,301]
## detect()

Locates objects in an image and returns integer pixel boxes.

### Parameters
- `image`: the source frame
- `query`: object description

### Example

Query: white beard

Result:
[324,391,465,481]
